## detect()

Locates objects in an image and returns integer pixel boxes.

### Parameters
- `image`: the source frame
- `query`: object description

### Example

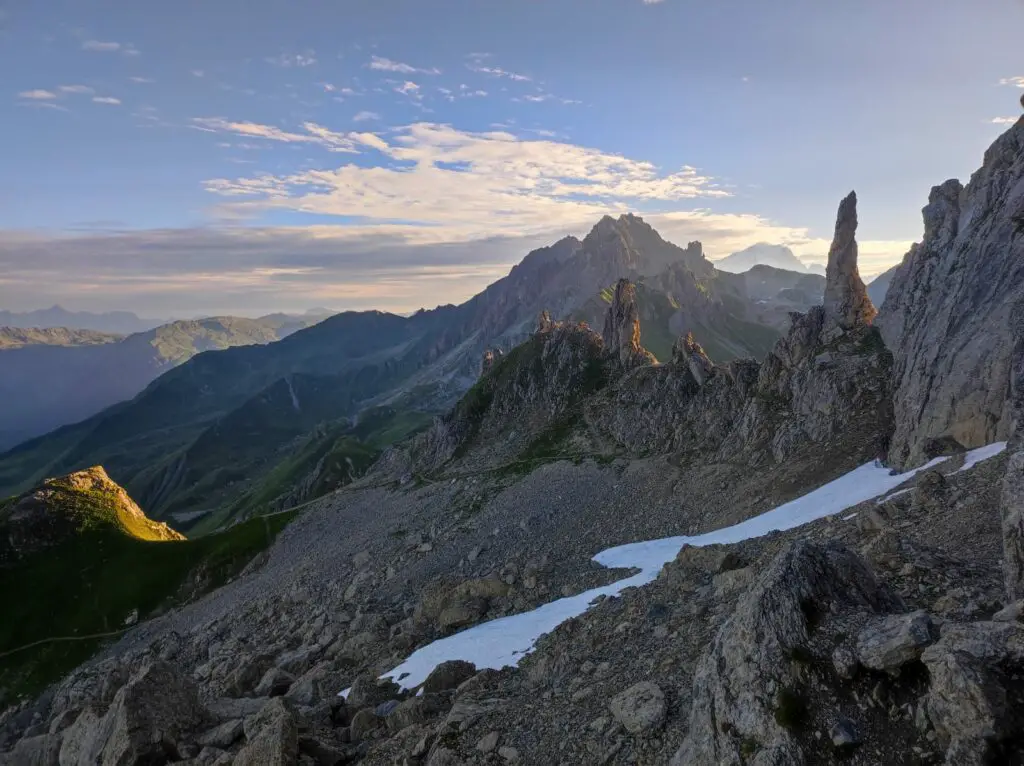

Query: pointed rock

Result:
[481,348,503,376]
[672,332,714,386]
[823,191,877,329]
[602,279,651,368]
[536,311,555,334]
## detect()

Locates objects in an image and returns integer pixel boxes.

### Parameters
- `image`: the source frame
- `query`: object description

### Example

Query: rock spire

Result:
[823,191,877,329]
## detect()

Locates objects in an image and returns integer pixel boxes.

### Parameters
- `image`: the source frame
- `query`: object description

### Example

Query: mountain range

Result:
[711,242,827,276]
[0,216,820,532]
[0,315,328,453]
[0,307,164,335]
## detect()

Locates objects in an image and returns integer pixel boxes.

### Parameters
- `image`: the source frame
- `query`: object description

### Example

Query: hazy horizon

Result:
[1,0,1021,316]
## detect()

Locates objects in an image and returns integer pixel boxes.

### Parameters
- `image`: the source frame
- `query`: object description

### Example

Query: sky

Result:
[0,0,1021,317]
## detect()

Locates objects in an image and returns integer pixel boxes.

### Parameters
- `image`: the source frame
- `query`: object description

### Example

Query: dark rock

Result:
[422,661,477,695]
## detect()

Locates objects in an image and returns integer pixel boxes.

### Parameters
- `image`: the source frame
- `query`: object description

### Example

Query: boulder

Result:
[608,682,666,735]
[235,698,297,766]
[345,675,400,710]
[855,611,937,671]
[422,661,477,695]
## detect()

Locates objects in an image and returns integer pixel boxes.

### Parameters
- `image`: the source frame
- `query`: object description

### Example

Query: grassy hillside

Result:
[0,470,300,699]
[0,327,123,349]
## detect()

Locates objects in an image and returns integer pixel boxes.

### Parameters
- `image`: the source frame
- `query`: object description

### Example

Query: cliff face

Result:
[593,193,890,467]
[878,117,1024,468]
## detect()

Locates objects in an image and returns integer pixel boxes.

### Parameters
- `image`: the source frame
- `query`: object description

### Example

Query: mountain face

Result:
[878,116,1024,468]
[0,216,784,530]
[867,265,898,306]
[713,243,813,274]
[0,466,183,567]
[0,316,321,452]
[0,306,162,334]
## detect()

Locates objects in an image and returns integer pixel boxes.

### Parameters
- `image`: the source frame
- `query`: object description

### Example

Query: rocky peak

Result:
[823,191,877,329]
[602,279,653,368]
[922,179,963,252]
[481,348,503,376]
[672,332,715,386]
[537,310,556,334]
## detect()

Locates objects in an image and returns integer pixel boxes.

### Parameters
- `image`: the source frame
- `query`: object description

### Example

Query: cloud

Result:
[266,52,316,68]
[992,117,1019,125]
[82,40,139,55]
[191,117,377,153]
[203,122,732,240]
[129,76,154,84]
[191,69,205,78]
[643,0,666,4]
[468,64,531,82]
[353,111,380,122]
[999,76,1024,88]
[394,81,422,100]
[58,84,95,95]
[92,96,122,105]
[369,56,440,75]
[18,89,58,100]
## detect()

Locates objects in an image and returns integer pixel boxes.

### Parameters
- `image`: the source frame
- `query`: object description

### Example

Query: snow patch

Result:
[350,446,1007,694]
[953,441,1007,474]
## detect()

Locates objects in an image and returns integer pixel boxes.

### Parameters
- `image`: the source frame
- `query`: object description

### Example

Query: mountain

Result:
[713,243,811,274]
[0,327,123,350]
[879,116,1024,468]
[0,215,785,531]
[0,306,163,334]
[0,466,297,697]
[867,265,898,306]
[734,264,826,330]
[0,316,324,452]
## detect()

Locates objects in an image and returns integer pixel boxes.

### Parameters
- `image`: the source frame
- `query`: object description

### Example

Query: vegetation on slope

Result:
[0,469,300,699]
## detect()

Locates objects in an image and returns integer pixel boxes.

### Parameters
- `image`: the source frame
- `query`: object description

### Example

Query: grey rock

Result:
[374,700,399,717]
[198,719,244,749]
[856,611,937,671]
[345,675,400,710]
[385,694,450,733]
[671,541,902,766]
[206,697,269,721]
[829,718,860,749]
[3,734,59,765]
[254,667,295,698]
[348,708,382,742]
[673,332,714,386]
[831,645,859,680]
[422,660,477,695]
[498,745,520,762]
[608,681,666,735]
[235,698,297,766]
[823,191,877,330]
[1002,450,1024,600]
[476,731,500,753]
[57,707,102,766]
[992,600,1024,622]
[602,279,655,369]
[878,117,1024,468]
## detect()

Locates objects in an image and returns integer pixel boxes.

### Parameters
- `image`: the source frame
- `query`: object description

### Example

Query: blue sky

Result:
[0,0,1021,316]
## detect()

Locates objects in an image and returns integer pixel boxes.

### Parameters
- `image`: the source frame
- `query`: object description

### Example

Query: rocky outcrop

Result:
[601,279,656,369]
[672,332,714,386]
[671,542,903,765]
[822,191,877,329]
[1002,450,1024,600]
[878,117,1024,468]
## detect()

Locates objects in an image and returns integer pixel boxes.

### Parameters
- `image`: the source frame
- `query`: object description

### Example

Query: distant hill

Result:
[714,243,817,274]
[868,265,898,307]
[0,306,163,334]
[0,315,325,452]
[0,327,123,350]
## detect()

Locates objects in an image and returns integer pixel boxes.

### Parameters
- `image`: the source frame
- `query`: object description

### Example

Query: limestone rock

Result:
[878,118,1024,467]
[608,682,666,735]
[823,191,877,330]
[671,541,902,766]
[855,610,937,671]
[422,661,477,695]
[602,279,654,369]
[1002,450,1024,600]
[235,698,297,766]
[672,332,714,386]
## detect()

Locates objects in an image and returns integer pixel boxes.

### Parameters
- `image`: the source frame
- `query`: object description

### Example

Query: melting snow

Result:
[345,442,1004,694]
[954,441,1007,474]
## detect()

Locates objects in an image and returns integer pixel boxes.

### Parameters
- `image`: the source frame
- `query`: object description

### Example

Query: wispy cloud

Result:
[82,40,139,55]
[369,55,441,75]
[92,96,121,105]
[468,64,531,82]
[191,70,205,78]
[991,117,1019,125]
[353,111,380,122]
[266,52,317,68]
[18,89,58,100]
[58,84,94,95]
[394,81,422,99]
[129,76,154,84]
[643,0,666,4]
[999,76,1024,88]
[202,122,731,240]
[191,117,383,154]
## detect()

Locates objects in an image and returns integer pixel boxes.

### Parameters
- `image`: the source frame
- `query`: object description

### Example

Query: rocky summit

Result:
[2,122,1024,766]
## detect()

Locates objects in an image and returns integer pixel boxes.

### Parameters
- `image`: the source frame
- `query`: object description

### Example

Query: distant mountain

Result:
[0,327,123,349]
[867,265,898,307]
[0,215,787,531]
[0,316,324,452]
[0,306,163,334]
[713,243,820,275]
[736,265,826,330]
